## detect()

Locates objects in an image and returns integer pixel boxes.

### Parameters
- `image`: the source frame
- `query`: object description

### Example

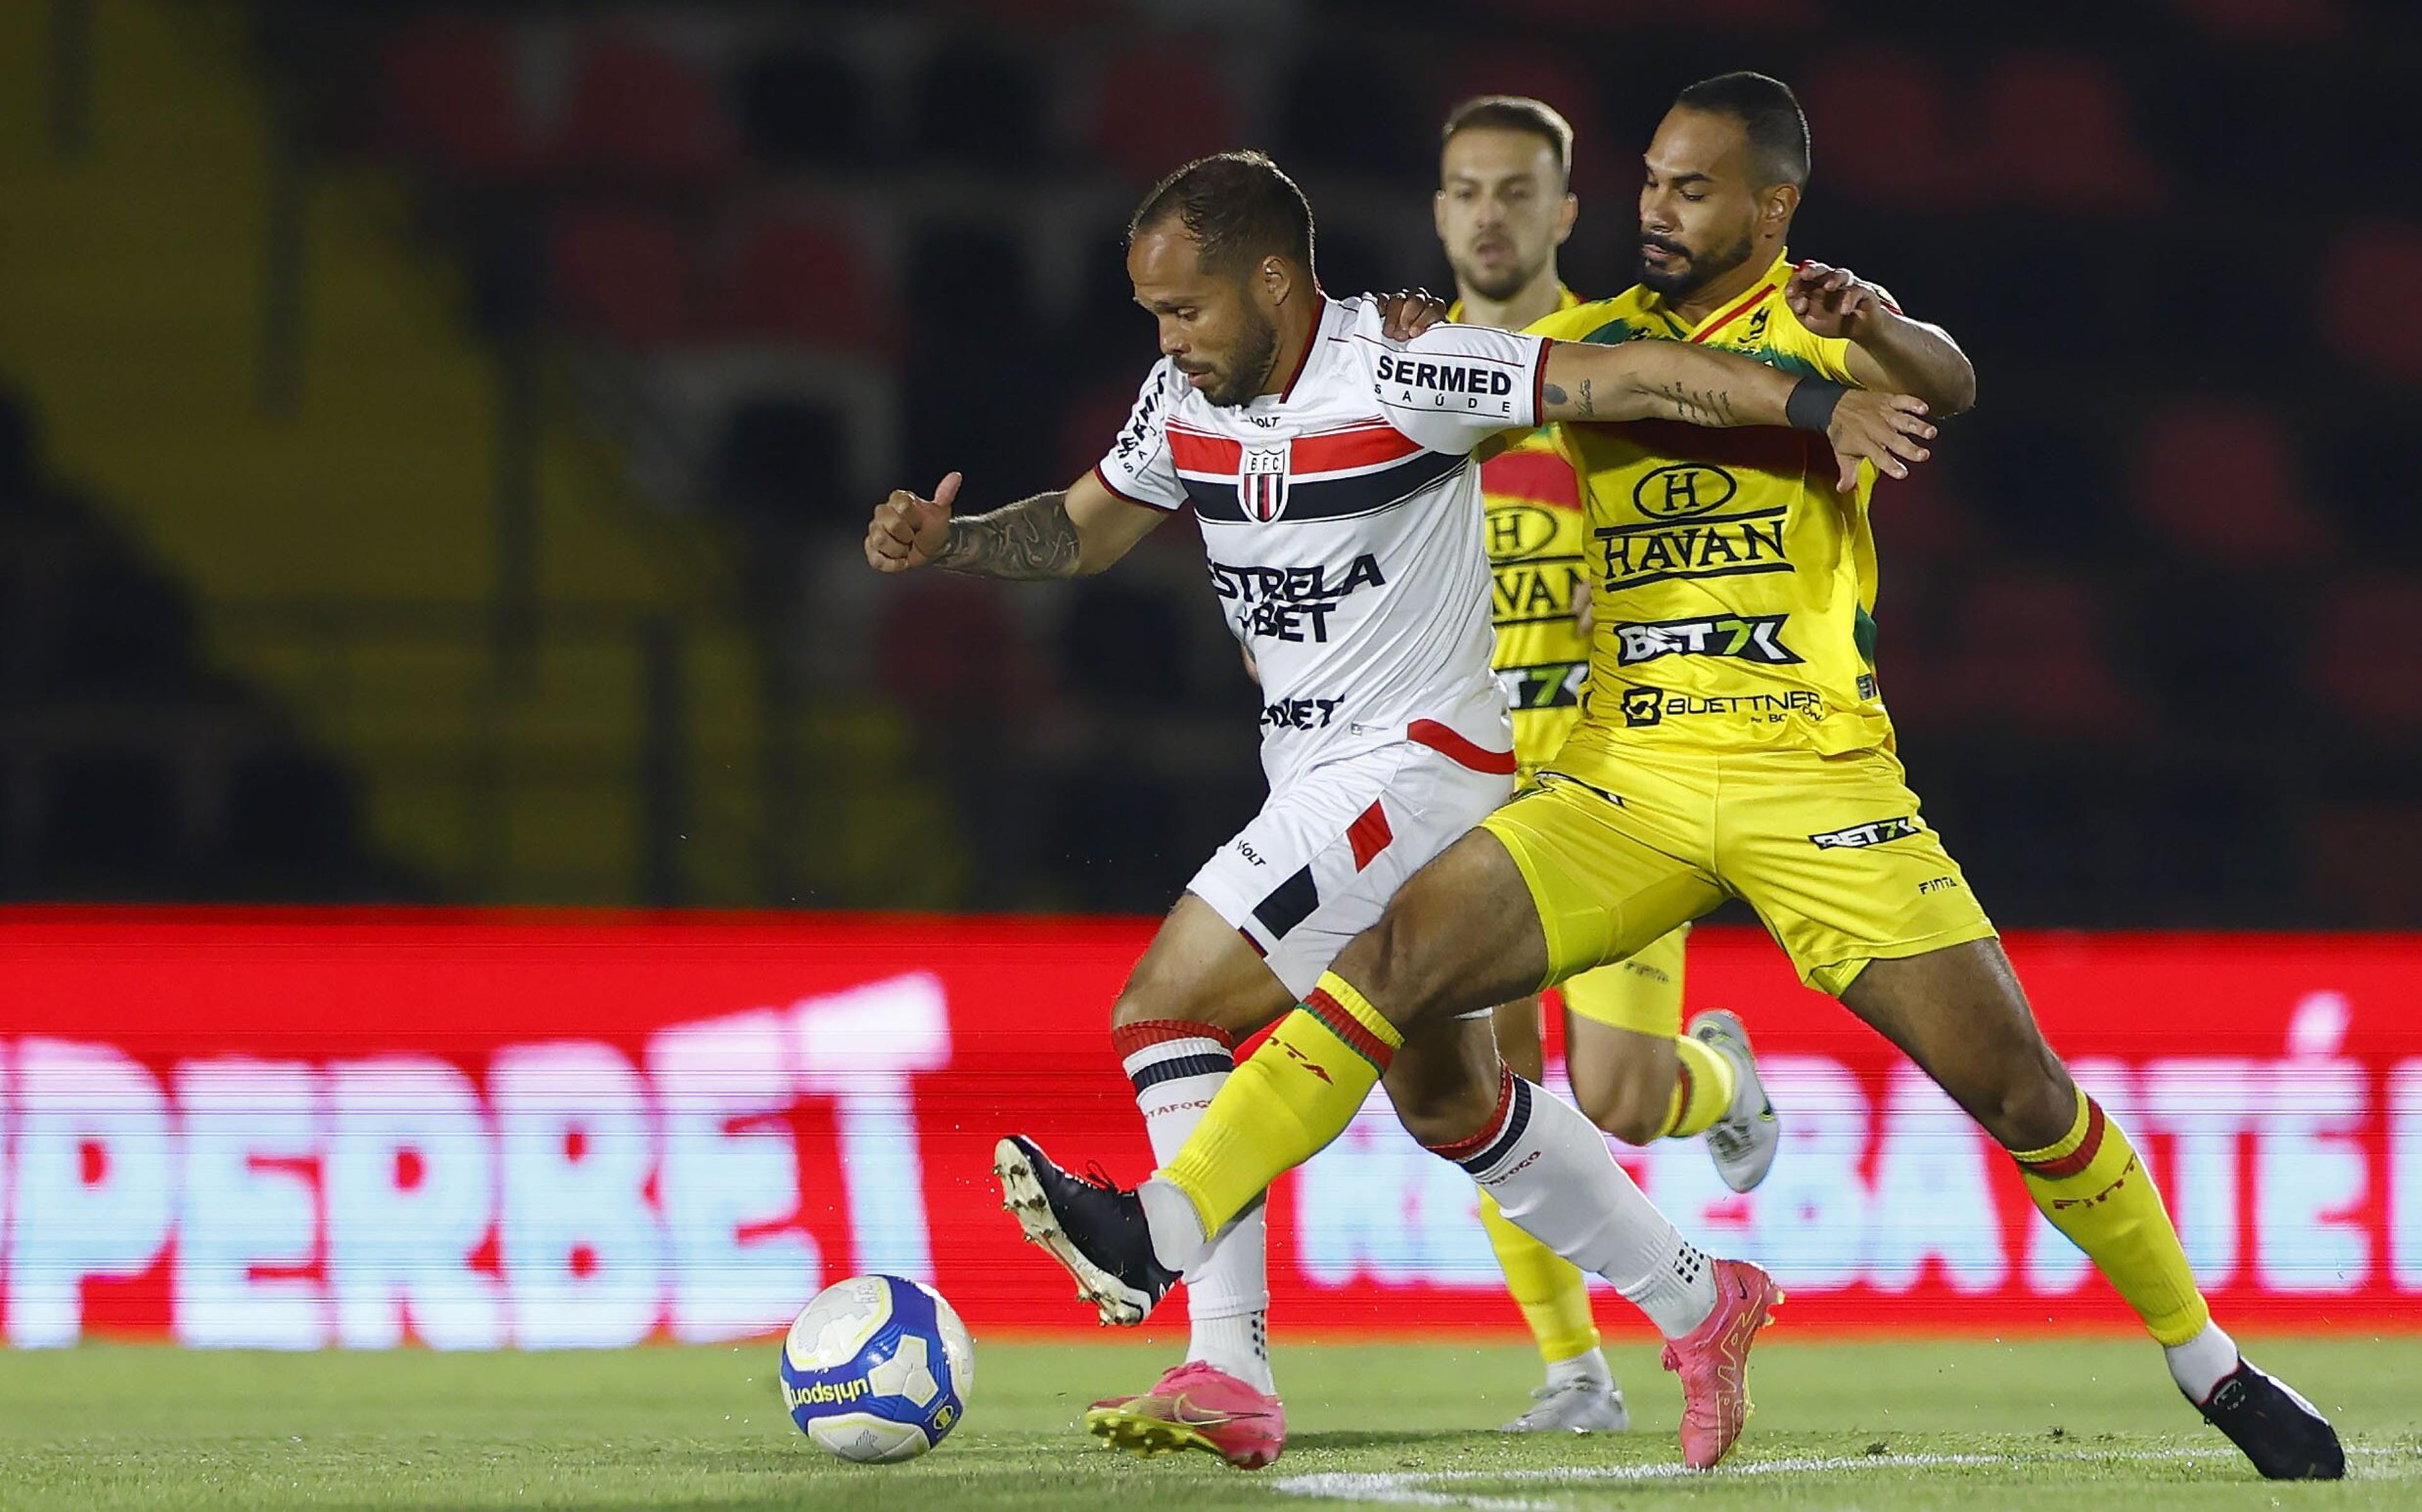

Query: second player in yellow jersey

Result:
[1436,95,1772,1438]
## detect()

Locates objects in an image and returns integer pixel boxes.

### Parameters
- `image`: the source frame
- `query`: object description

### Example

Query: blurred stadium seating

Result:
[3,0,2414,924]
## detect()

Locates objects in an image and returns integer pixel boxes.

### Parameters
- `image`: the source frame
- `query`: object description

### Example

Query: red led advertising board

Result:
[0,913,2415,1346]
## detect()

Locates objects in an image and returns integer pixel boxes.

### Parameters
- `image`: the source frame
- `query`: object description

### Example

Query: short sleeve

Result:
[1796,329,1859,385]
[1774,271,1906,387]
[1365,321,1552,455]
[1093,364,1187,511]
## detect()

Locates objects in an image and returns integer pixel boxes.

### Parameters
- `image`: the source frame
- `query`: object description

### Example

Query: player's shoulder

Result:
[1525,289,1656,345]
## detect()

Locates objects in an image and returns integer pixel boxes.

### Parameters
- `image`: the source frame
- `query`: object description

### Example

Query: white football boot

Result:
[1688,1009,1781,1193]
[1499,1376,1629,1434]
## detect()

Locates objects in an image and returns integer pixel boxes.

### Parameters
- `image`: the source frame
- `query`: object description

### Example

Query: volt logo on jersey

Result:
[1239,443,1290,522]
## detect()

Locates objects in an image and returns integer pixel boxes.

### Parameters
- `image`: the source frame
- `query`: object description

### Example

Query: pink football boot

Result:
[1084,1361,1287,1470]
[1659,1257,1784,1469]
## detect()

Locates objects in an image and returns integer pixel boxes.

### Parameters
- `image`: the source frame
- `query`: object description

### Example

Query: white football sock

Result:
[1434,1069,1717,1340]
[1138,1177,1211,1273]
[1545,1347,1614,1392]
[1118,1020,1273,1394]
[2166,1318,2239,1404]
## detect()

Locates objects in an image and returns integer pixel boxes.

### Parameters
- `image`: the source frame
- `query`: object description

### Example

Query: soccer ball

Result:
[778,1274,975,1463]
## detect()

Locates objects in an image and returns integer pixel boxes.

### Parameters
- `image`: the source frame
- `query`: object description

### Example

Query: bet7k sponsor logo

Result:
[1613,614,1800,666]
[1808,815,1923,850]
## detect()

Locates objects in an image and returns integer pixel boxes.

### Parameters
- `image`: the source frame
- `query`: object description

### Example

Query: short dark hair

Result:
[1127,151,1316,279]
[1673,71,1810,190]
[1441,95,1575,183]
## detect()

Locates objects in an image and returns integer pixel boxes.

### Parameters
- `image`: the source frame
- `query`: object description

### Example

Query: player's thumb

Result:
[930,471,963,513]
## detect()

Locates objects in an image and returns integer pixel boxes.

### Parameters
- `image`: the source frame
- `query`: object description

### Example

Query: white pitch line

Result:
[1268,1445,2414,1508]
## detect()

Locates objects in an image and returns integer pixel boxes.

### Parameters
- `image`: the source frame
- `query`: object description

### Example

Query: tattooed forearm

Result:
[933,491,1082,579]
[1651,383,1738,426]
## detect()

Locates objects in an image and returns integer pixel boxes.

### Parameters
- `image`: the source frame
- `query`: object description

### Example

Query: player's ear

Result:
[1259,254,1294,309]
[1763,182,1799,231]
[1555,190,1579,247]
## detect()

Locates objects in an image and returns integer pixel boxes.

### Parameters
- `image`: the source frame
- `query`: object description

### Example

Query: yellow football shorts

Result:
[1513,750,1688,1037]
[1485,741,1997,999]
[1557,922,1688,1036]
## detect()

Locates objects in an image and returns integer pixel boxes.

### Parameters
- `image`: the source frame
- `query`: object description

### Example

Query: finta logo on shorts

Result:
[1809,815,1924,850]
[1374,354,1521,416]
[1613,614,1801,667]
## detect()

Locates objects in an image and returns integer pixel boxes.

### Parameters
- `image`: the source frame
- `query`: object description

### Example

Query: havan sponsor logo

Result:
[1632,463,1739,520]
[1595,509,1789,591]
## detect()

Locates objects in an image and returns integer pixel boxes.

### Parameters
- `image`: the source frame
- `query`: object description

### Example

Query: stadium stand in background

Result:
[4,0,2417,924]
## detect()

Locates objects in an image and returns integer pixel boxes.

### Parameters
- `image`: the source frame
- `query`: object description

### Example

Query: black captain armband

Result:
[1786,376,1848,433]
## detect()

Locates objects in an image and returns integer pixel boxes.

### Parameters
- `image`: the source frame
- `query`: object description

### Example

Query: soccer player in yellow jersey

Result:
[1009,74,2343,1480]
[1435,95,1781,1436]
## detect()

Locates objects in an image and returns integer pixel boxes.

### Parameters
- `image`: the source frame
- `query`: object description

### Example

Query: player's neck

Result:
[1666,238,1783,327]
[1256,292,1325,400]
[1455,266,1564,333]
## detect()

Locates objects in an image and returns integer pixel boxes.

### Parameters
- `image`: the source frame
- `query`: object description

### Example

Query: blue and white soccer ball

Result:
[779,1274,976,1463]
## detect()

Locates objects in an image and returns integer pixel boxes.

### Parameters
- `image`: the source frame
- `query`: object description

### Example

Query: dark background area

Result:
[4,0,2417,926]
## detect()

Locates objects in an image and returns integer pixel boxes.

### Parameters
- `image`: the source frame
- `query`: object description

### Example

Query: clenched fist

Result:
[865,472,961,572]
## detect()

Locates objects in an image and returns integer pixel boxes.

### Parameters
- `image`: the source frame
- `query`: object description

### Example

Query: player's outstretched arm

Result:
[1540,339,1936,492]
[1786,261,1977,415]
[863,468,1165,580]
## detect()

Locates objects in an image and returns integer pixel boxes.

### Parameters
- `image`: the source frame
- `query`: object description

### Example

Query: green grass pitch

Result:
[0,1335,2412,1509]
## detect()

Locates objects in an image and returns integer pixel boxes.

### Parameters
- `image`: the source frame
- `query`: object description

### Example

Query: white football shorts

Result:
[1186,726,1515,1002]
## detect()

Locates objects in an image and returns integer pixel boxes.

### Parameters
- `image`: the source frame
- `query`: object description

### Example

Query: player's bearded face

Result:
[1129,228,1285,408]
[1637,223,1755,300]
[1201,297,1282,408]
[1637,110,1763,301]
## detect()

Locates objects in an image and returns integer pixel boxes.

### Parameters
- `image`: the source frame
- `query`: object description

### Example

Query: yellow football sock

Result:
[1662,1032,1737,1139]
[2015,1087,2209,1346]
[1478,1190,1600,1366]
[1160,972,1401,1237]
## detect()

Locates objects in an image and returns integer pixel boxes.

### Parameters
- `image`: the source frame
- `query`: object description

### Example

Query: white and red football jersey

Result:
[1094,294,1552,788]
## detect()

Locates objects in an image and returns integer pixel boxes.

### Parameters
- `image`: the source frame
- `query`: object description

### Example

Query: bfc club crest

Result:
[1239,442,1292,522]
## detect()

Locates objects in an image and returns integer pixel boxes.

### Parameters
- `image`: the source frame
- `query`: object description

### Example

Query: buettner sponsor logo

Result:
[0,916,2417,1346]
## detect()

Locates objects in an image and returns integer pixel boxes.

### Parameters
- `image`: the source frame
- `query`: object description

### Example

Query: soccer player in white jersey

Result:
[867,151,1933,1471]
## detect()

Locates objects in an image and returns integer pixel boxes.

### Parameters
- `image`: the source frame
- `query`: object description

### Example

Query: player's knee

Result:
[1107,970,1210,1032]
[1572,1071,1668,1146]
[1587,1091,1668,1148]
[1346,907,1443,1030]
[1559,1051,1676,1143]
[1979,1055,2079,1152]
[1393,1076,1496,1149]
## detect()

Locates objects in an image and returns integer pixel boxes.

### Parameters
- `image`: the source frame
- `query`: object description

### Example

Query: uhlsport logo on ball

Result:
[780,1275,975,1463]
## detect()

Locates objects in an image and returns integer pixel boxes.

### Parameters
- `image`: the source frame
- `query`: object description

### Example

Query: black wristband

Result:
[1786,376,1848,433]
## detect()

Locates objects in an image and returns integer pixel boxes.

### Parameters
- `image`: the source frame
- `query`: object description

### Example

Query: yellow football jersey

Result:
[1523,251,1893,762]
[1453,288,1593,774]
